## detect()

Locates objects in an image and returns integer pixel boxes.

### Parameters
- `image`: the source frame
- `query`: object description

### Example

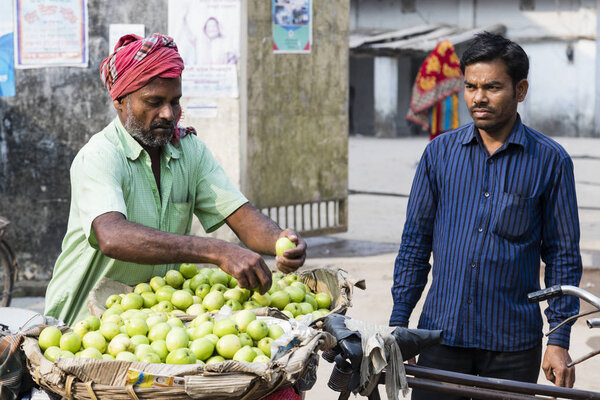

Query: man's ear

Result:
[113,97,125,113]
[516,79,528,102]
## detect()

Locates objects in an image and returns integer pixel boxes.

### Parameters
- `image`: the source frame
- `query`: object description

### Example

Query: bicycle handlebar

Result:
[527,285,563,303]
[528,285,600,310]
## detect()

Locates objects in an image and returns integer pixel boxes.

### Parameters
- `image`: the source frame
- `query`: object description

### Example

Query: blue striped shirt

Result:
[390,116,582,351]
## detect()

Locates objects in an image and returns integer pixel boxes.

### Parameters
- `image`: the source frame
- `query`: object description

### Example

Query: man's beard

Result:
[124,102,175,148]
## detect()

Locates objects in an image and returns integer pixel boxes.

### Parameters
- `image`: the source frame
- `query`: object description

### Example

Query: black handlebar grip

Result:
[527,285,562,303]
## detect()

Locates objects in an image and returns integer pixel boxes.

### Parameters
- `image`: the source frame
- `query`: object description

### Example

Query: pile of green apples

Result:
[102,264,333,321]
[38,309,290,365]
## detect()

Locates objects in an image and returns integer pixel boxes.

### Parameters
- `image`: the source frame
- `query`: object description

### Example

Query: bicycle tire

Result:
[0,240,16,307]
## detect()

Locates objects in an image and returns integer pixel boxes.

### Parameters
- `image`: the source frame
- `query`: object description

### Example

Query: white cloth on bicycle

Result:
[345,318,409,399]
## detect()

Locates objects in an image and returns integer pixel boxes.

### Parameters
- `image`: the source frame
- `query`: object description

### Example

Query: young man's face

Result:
[115,77,182,148]
[464,58,528,136]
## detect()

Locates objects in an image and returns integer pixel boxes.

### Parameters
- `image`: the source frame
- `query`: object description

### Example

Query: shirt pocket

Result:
[167,201,193,235]
[492,192,535,242]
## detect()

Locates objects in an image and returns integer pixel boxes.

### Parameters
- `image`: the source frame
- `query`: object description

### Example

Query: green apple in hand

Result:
[275,237,296,257]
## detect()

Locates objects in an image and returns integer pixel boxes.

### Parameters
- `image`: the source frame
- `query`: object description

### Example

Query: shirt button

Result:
[471,263,476,268]
[467,298,472,304]
[478,227,483,233]
[488,159,493,164]
[484,192,490,198]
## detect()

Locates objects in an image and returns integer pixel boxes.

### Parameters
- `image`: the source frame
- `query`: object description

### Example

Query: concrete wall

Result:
[0,0,168,284]
[351,0,600,137]
[244,0,349,207]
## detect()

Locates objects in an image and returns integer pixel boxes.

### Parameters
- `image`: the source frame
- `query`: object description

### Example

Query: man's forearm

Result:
[225,203,282,255]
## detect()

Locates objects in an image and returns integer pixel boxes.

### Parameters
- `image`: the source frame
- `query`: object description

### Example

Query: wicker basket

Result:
[23,325,336,400]
[87,267,365,324]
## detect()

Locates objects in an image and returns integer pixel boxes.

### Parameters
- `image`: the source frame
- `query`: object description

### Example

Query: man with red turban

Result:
[45,34,306,325]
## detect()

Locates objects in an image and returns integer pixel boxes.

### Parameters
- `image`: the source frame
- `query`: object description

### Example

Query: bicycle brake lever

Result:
[567,348,600,367]
[545,309,600,337]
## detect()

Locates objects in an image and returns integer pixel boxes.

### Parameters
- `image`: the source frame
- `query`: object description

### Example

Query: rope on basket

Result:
[85,381,99,400]
[64,375,75,400]
[34,366,41,386]
[239,378,262,400]
[126,384,141,400]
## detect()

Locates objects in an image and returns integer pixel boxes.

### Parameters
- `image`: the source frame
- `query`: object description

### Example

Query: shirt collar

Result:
[107,117,182,161]
[460,114,529,149]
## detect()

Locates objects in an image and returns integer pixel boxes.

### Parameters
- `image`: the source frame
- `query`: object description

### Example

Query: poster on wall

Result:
[0,0,15,96]
[15,0,88,68]
[168,0,240,98]
[272,0,311,53]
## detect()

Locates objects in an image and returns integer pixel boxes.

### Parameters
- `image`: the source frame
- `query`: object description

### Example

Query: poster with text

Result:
[168,0,240,98]
[15,0,88,68]
[272,0,311,53]
[0,0,15,96]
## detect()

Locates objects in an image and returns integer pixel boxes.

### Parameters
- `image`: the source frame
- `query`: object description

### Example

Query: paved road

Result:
[10,135,600,399]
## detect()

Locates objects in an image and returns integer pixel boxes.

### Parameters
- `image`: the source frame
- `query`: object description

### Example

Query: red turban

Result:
[99,33,184,101]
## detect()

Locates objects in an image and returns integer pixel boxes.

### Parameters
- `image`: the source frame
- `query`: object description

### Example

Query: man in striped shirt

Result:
[391,32,582,396]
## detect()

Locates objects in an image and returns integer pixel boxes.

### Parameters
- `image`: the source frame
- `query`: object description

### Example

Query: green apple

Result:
[180,263,198,279]
[270,291,290,310]
[72,320,90,338]
[252,347,264,357]
[83,315,101,331]
[233,345,256,362]
[202,291,225,312]
[233,310,256,333]
[224,288,244,303]
[166,327,189,352]
[138,351,162,363]
[257,337,274,358]
[238,333,253,347]
[251,292,271,307]
[206,355,225,364]
[276,279,289,290]
[134,343,155,358]
[304,294,318,310]
[150,340,169,361]
[43,346,62,362]
[246,320,269,341]
[116,351,138,361]
[190,313,214,327]
[125,318,148,337]
[166,348,196,364]
[59,332,81,353]
[149,276,166,292]
[59,350,75,359]
[130,335,149,346]
[209,269,230,286]
[275,237,296,257]
[108,336,133,357]
[121,293,144,311]
[192,296,202,304]
[243,300,260,310]
[82,331,106,354]
[102,314,124,327]
[192,321,214,339]
[145,314,167,330]
[79,347,103,360]
[315,292,332,309]
[268,325,285,340]
[291,281,308,294]
[283,274,300,285]
[239,288,252,302]
[284,286,305,303]
[284,303,302,317]
[102,354,115,360]
[39,326,62,351]
[99,322,120,341]
[190,274,209,292]
[216,334,242,359]
[298,302,314,315]
[210,283,228,294]
[229,276,238,288]
[134,283,153,295]
[213,319,238,337]
[224,299,242,311]
[186,303,206,315]
[148,322,172,342]
[195,283,211,299]
[253,354,271,363]
[105,294,122,308]
[153,300,174,313]
[167,317,185,328]
[204,334,219,346]
[165,270,185,289]
[141,292,158,308]
[171,290,194,310]
[155,286,176,303]
[190,337,215,361]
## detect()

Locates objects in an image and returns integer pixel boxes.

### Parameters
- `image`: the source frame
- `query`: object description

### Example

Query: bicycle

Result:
[0,216,18,307]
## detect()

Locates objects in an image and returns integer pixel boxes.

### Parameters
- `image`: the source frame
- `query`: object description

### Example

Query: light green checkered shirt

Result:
[45,117,247,325]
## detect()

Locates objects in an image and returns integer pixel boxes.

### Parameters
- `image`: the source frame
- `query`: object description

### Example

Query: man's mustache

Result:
[151,120,175,130]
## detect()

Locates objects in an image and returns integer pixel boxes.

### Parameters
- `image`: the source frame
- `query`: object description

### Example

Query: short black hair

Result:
[460,32,529,87]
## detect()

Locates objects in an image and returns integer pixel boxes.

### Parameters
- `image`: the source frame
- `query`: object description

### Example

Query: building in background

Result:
[350,0,600,138]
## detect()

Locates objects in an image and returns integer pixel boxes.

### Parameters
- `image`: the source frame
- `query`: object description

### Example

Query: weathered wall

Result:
[0,0,168,284]
[245,0,349,207]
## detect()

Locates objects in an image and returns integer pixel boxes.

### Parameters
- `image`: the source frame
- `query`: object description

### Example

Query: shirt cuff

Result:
[389,304,411,327]
[547,321,572,349]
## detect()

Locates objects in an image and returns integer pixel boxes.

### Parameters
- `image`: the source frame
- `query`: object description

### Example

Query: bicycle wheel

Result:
[0,240,15,307]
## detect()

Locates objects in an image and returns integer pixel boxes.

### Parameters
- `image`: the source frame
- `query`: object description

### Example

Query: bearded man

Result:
[45,34,306,325]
